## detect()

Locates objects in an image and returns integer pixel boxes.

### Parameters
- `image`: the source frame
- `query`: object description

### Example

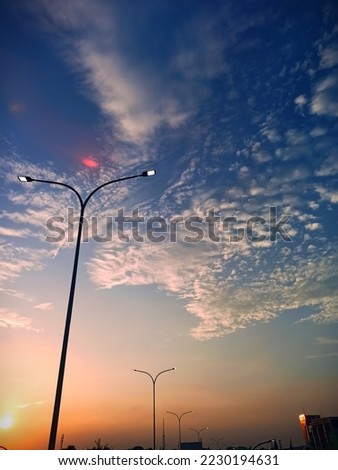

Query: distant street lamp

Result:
[190,427,208,443]
[18,170,156,450]
[253,439,279,450]
[133,368,175,450]
[166,410,192,449]
[210,437,224,449]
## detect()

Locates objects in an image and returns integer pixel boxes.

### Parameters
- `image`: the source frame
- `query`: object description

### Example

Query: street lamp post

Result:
[18,170,156,450]
[253,439,279,450]
[210,437,224,449]
[133,368,175,450]
[166,411,192,449]
[190,427,208,443]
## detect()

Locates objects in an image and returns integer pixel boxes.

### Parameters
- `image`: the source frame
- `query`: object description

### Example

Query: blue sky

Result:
[1,0,338,450]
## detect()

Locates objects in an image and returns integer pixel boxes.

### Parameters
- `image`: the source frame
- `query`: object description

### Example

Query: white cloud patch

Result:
[0,227,31,238]
[319,44,338,69]
[285,129,308,146]
[310,126,327,137]
[294,94,307,110]
[77,43,163,142]
[315,153,338,176]
[308,201,320,210]
[0,243,59,284]
[0,308,40,332]
[315,185,338,204]
[305,222,321,231]
[310,74,338,117]
[261,128,281,143]
[34,302,53,311]
[0,287,34,302]
[314,336,338,345]
[74,39,193,144]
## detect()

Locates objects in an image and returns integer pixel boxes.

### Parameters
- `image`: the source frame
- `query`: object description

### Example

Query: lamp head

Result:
[141,169,156,177]
[18,176,34,182]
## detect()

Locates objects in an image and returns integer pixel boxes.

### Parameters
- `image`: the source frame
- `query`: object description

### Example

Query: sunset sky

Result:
[1,0,338,450]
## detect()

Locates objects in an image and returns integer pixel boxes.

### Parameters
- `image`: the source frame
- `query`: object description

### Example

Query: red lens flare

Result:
[82,157,99,168]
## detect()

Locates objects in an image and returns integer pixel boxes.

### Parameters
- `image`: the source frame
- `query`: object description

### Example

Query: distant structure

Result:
[299,414,338,449]
[299,414,320,446]
[162,418,166,450]
[180,441,204,450]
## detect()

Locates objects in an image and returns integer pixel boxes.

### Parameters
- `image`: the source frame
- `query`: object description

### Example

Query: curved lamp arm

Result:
[17,170,156,213]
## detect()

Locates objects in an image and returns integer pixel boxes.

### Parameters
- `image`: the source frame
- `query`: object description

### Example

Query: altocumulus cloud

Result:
[87,233,338,340]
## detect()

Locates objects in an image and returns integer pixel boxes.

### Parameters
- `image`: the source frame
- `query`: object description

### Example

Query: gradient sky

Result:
[1,0,338,451]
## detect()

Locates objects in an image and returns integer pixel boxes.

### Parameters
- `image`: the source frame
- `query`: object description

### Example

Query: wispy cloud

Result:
[26,0,210,146]
[306,352,338,359]
[0,227,32,238]
[0,243,59,284]
[15,401,46,409]
[319,44,338,69]
[22,0,257,157]
[315,153,338,177]
[34,302,53,311]
[0,287,34,302]
[0,308,41,332]
[314,336,338,345]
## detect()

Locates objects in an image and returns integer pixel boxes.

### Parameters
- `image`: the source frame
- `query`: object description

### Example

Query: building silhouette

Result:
[299,414,338,449]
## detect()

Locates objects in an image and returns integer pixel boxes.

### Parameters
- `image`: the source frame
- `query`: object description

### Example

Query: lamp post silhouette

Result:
[18,170,156,450]
[166,410,192,449]
[190,427,208,443]
[133,368,175,450]
[253,439,279,450]
[210,437,224,449]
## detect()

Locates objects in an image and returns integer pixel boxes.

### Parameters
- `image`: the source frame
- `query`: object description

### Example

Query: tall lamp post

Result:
[190,427,208,443]
[18,170,156,450]
[166,410,192,449]
[133,368,175,449]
